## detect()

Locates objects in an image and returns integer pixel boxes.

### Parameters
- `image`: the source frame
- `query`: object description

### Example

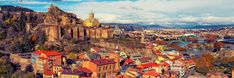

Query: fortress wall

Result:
[47,26,59,42]
[96,28,101,38]
[101,29,109,38]
[72,27,79,39]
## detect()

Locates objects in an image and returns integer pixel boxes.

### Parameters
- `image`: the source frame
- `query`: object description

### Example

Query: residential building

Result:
[82,59,116,78]
[137,62,161,73]
[60,67,92,78]
[142,71,161,78]
[31,50,62,75]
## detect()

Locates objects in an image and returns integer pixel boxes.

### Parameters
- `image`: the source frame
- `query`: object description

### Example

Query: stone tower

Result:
[47,25,59,42]
[26,23,31,33]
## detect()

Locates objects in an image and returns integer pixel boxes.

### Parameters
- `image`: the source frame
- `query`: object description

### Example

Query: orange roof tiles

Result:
[137,62,159,70]
[184,60,195,64]
[77,67,92,73]
[161,62,170,66]
[116,74,132,78]
[124,59,134,64]
[33,50,45,54]
[33,50,61,56]
[43,71,54,75]
[42,50,61,56]
[143,71,161,77]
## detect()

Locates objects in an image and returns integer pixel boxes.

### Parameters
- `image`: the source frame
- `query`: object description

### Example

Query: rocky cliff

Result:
[44,4,82,25]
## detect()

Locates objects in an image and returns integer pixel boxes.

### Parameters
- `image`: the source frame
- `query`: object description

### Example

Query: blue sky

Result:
[0,0,234,26]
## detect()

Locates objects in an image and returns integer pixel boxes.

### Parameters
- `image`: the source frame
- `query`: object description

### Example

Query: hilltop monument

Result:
[28,4,113,42]
[83,11,100,27]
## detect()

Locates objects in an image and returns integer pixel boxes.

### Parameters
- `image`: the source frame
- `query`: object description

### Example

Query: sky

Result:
[0,0,234,26]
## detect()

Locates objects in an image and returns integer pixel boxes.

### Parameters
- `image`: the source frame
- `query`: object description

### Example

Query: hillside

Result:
[0,5,34,12]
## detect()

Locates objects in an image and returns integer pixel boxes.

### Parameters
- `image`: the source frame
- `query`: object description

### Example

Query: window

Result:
[103,73,106,77]
[112,65,115,70]
[98,73,101,78]
[99,66,101,72]
[106,66,108,71]
[109,65,112,70]
[103,66,105,71]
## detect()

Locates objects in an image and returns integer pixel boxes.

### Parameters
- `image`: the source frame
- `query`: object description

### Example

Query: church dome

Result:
[82,11,100,27]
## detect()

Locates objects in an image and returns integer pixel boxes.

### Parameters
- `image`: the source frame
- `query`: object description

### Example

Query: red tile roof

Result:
[33,50,61,56]
[184,60,194,64]
[169,60,175,63]
[137,62,159,70]
[124,59,134,65]
[153,50,162,55]
[59,69,63,72]
[42,50,61,56]
[91,59,116,66]
[161,62,170,66]
[33,50,45,54]
[77,67,92,73]
[43,71,54,76]
[143,71,160,77]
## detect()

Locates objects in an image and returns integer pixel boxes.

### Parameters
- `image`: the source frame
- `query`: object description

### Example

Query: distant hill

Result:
[104,23,234,30]
[102,23,167,31]
[0,5,34,12]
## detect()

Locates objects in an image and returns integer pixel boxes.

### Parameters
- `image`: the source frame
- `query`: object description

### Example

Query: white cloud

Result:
[66,0,234,24]
[3,0,234,25]
[178,16,199,23]
[201,16,234,24]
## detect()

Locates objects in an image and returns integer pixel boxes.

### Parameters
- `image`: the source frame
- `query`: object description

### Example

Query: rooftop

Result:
[124,59,134,65]
[91,59,116,66]
[139,57,151,62]
[137,62,159,70]
[143,71,161,77]
[61,67,92,75]
[160,62,170,66]
[43,71,54,76]
[33,50,61,56]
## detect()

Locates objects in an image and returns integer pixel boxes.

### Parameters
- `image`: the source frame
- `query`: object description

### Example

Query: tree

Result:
[193,53,215,74]
[25,64,34,72]
[11,71,35,78]
[17,11,27,31]
[35,31,47,44]
[0,31,7,40]
[2,11,13,22]
[0,56,14,78]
